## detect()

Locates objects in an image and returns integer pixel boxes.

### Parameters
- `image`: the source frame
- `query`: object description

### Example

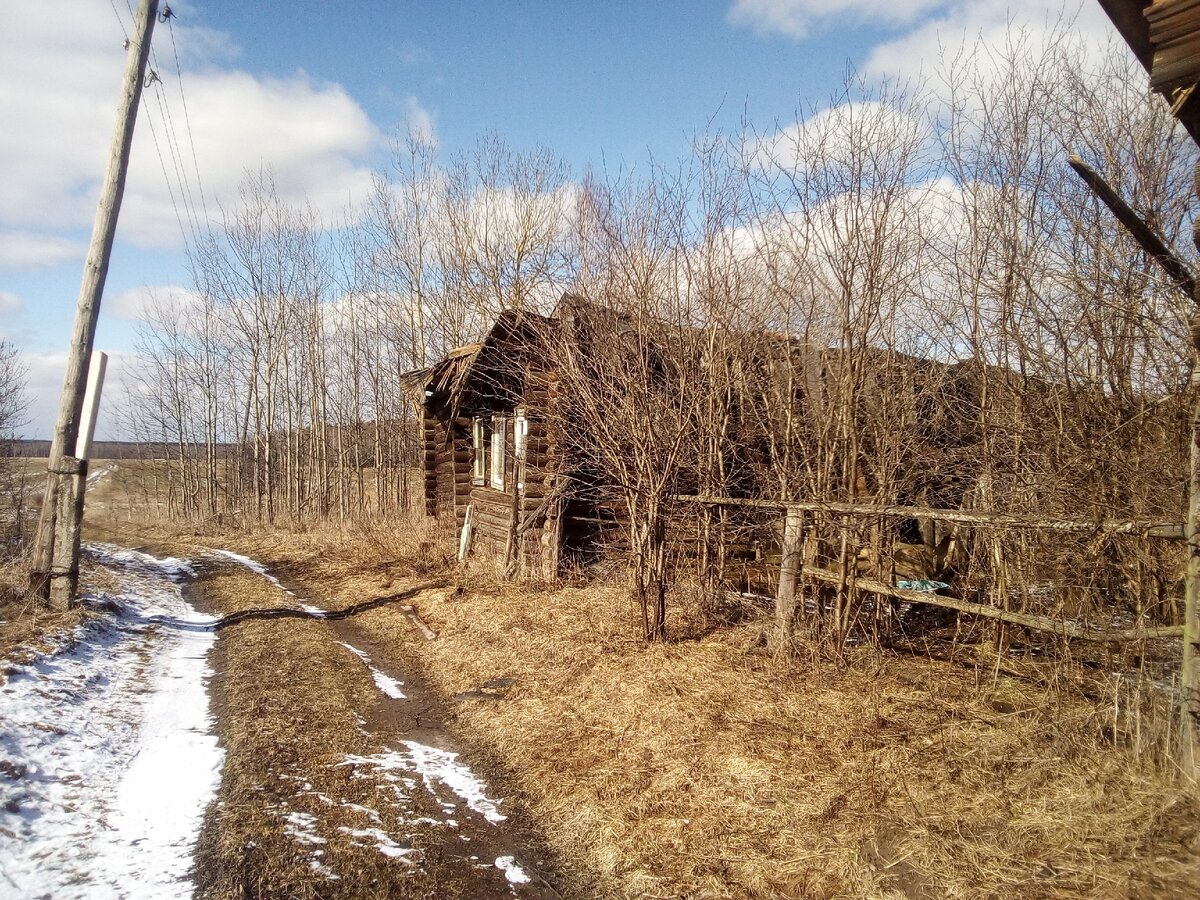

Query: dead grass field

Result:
[161,517,1200,900]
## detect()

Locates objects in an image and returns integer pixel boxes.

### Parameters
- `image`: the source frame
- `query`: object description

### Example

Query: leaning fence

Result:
[674,494,1187,644]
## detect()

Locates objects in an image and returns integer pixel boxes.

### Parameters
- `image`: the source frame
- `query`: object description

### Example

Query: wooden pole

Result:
[29,0,158,607]
[1067,154,1195,295]
[774,506,803,652]
[48,353,108,610]
[1182,160,1200,779]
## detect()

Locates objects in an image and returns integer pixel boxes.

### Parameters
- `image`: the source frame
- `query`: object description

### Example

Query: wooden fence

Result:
[674,494,1187,644]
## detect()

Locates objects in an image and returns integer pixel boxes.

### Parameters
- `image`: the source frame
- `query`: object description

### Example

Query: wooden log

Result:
[399,604,438,640]
[673,495,1186,541]
[457,504,473,562]
[774,507,803,651]
[799,565,1185,642]
[1067,155,1194,295]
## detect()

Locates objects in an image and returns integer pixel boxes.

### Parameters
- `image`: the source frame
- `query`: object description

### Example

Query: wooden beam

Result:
[1068,154,1196,295]
[800,565,1184,643]
[1097,0,1200,144]
[673,495,1184,540]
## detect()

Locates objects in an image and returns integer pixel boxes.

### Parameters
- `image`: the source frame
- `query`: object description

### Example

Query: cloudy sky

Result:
[0,0,1117,438]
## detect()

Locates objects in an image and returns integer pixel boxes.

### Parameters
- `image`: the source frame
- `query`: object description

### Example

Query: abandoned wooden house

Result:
[409,295,1185,619]
[408,306,609,578]
[410,296,714,577]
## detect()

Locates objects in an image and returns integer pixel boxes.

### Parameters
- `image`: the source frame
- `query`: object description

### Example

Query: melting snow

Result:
[341,742,507,825]
[284,810,326,846]
[0,543,223,899]
[339,642,407,699]
[338,825,418,861]
[86,463,115,486]
[207,548,327,615]
[495,855,532,884]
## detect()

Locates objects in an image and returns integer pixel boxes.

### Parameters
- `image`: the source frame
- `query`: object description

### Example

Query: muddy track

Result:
[184,546,575,899]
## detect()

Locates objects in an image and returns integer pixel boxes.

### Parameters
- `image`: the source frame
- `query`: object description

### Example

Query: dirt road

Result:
[0,539,574,899]
[182,544,569,899]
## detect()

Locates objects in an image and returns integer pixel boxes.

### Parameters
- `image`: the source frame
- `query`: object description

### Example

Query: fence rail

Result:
[674,494,1187,645]
[673,494,1186,541]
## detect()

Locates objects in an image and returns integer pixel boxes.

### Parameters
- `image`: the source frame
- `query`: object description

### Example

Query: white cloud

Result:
[108,285,201,322]
[0,291,22,317]
[750,101,926,171]
[19,349,143,441]
[404,97,437,148]
[126,69,379,246]
[0,233,83,273]
[863,1,1115,83]
[19,351,68,440]
[0,1,381,264]
[728,0,946,40]
[0,291,28,343]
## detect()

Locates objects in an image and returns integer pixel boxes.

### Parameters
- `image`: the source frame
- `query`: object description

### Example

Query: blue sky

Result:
[0,1,1115,438]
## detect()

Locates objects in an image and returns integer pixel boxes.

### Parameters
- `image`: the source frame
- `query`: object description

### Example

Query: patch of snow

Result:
[342,802,384,824]
[86,464,113,486]
[338,826,418,861]
[339,642,407,699]
[495,855,531,884]
[0,543,223,899]
[284,810,326,846]
[207,548,327,615]
[401,741,508,824]
[87,543,197,585]
[341,743,507,825]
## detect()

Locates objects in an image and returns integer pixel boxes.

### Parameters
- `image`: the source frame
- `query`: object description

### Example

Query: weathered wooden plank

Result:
[800,565,1184,642]
[674,495,1185,540]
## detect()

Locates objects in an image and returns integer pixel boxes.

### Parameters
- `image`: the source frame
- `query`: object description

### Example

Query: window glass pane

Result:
[490,416,506,490]
[472,417,486,482]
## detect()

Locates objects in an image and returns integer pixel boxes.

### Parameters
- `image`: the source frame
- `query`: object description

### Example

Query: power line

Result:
[142,95,193,252]
[166,13,211,228]
[151,79,204,250]
[107,0,129,41]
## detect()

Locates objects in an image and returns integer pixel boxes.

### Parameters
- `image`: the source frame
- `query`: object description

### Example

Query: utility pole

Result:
[29,0,159,608]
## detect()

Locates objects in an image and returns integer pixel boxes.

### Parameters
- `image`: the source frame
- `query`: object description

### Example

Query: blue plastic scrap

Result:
[895,579,949,593]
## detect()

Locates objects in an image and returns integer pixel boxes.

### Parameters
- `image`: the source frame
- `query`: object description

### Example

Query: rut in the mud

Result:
[147,579,447,631]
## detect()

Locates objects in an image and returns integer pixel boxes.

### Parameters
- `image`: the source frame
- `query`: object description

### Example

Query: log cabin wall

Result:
[415,305,635,578]
[422,404,472,525]
[462,335,565,575]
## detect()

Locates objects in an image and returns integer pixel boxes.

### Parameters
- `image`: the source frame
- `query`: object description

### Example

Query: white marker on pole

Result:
[75,352,108,460]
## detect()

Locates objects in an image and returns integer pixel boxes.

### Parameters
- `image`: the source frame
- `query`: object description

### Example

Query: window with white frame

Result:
[490,414,506,490]
[471,417,486,484]
[513,409,528,492]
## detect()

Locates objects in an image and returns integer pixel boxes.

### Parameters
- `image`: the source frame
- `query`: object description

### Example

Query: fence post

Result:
[775,506,803,651]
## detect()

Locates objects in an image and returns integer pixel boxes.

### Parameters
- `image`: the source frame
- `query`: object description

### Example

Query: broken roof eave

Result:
[1098,0,1200,145]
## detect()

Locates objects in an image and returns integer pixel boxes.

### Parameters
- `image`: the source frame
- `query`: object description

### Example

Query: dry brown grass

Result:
[354,575,1195,899]
[69,495,1200,898]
